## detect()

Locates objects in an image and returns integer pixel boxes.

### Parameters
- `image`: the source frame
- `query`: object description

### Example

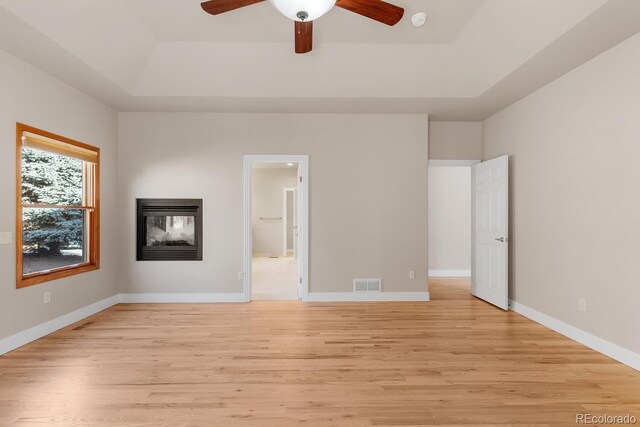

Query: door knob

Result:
[495,237,505,242]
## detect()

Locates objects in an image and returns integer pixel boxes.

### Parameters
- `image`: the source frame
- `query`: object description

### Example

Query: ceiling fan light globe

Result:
[269,0,336,21]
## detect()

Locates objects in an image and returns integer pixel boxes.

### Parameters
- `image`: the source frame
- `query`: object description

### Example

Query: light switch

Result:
[0,232,12,245]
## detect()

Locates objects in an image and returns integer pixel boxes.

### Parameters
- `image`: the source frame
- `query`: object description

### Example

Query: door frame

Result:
[243,155,309,302]
[282,187,297,257]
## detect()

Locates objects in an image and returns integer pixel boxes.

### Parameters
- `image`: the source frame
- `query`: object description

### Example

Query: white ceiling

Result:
[1,0,639,119]
[127,0,484,44]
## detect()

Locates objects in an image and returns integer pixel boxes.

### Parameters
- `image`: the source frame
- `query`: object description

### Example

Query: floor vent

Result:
[353,278,382,292]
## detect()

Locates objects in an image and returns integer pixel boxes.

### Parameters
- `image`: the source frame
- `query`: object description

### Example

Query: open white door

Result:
[282,188,297,257]
[471,155,509,310]
[296,167,303,299]
[292,189,297,258]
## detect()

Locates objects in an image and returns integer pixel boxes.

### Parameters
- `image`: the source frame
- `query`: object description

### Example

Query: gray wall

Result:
[118,113,429,294]
[428,166,471,272]
[429,121,482,160]
[483,32,640,354]
[0,49,118,340]
[251,167,297,255]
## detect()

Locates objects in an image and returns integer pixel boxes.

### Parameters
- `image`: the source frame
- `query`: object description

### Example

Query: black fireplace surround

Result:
[136,199,203,261]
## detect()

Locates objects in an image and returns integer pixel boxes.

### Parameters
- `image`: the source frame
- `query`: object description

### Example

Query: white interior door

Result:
[292,189,297,258]
[471,155,509,310]
[295,168,303,299]
[282,188,296,257]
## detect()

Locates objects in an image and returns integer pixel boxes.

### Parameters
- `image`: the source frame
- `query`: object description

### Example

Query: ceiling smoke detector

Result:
[411,12,427,27]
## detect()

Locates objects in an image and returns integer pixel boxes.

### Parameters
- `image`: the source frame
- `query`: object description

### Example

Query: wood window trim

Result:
[16,123,100,289]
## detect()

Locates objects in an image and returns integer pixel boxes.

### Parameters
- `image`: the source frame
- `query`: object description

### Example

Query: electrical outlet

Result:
[44,292,51,304]
[579,298,587,312]
[237,272,244,280]
[409,271,415,280]
[0,232,12,245]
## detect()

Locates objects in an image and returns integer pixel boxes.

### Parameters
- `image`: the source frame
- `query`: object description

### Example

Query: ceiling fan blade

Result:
[201,0,264,15]
[295,21,313,54]
[335,0,404,26]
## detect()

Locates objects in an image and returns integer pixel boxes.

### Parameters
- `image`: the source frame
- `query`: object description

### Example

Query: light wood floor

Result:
[252,255,299,301]
[0,278,638,426]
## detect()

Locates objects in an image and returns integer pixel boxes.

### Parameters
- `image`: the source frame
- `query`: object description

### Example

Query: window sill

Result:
[17,262,100,288]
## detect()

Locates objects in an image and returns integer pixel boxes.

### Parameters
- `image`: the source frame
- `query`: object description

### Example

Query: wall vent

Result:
[353,278,381,292]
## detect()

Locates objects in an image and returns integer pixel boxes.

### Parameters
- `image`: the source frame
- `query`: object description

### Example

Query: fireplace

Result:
[136,199,203,261]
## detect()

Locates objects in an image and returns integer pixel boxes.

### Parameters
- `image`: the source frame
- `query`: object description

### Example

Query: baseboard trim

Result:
[510,299,640,372]
[118,293,246,303]
[0,295,119,356]
[429,270,471,277]
[307,291,430,302]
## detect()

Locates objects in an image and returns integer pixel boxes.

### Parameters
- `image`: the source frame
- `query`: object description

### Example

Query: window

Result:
[16,123,100,288]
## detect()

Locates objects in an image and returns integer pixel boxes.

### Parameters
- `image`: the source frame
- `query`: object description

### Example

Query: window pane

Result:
[146,216,195,246]
[22,208,87,275]
[21,146,83,206]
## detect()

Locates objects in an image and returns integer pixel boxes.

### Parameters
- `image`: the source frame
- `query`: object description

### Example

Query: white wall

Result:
[428,166,471,275]
[118,113,429,294]
[251,167,297,255]
[0,49,118,340]
[429,121,482,160]
[483,32,640,355]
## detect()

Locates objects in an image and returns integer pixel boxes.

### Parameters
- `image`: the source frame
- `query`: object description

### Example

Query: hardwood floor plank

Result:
[0,278,638,426]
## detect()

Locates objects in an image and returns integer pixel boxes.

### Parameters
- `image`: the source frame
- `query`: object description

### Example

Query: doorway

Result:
[427,157,509,310]
[243,155,309,302]
[428,160,477,298]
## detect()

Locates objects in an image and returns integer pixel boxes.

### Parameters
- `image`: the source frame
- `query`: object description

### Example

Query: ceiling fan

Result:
[200,0,405,54]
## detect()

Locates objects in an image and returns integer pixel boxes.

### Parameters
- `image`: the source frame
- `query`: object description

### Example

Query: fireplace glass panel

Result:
[145,216,195,247]
[137,199,202,261]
